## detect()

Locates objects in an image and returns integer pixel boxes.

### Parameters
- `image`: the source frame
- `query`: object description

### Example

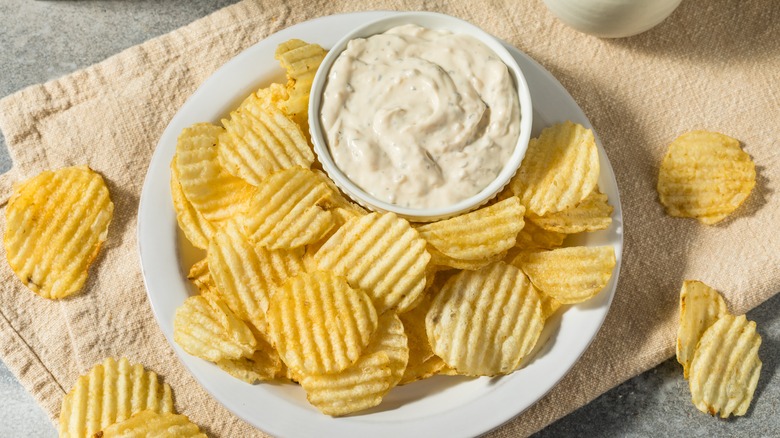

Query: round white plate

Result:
[138,11,623,438]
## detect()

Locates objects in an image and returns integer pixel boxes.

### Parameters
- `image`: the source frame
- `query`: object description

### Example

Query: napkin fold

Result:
[0,0,778,436]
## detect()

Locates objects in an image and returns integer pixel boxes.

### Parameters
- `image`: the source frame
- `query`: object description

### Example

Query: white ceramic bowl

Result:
[542,0,682,38]
[308,12,533,222]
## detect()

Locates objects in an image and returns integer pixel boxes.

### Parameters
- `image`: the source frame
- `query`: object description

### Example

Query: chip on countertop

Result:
[59,358,174,438]
[96,410,205,438]
[4,165,113,299]
[676,280,729,379]
[688,314,762,418]
[657,130,755,224]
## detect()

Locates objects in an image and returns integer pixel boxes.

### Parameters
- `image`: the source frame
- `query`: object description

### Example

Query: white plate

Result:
[138,11,624,438]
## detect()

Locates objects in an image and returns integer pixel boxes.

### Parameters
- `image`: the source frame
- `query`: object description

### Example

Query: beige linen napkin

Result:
[0,0,778,436]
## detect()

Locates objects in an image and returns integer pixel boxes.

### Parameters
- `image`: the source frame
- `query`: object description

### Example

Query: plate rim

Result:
[138,11,624,438]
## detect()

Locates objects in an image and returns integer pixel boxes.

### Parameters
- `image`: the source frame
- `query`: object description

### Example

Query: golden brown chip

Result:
[437,364,461,376]
[401,356,447,384]
[219,96,314,186]
[175,123,255,222]
[186,259,219,297]
[426,262,543,376]
[208,220,303,331]
[240,168,335,249]
[300,182,367,273]
[312,212,430,313]
[539,293,563,320]
[97,410,206,438]
[416,197,525,261]
[239,82,289,113]
[217,339,284,384]
[399,293,441,384]
[512,220,567,251]
[511,246,616,304]
[58,358,174,438]
[4,165,113,299]
[170,160,215,249]
[399,294,434,366]
[275,39,328,130]
[689,314,762,418]
[173,295,257,362]
[657,131,755,224]
[311,169,367,213]
[427,247,507,271]
[267,271,378,375]
[300,313,409,416]
[677,280,729,379]
[509,121,599,215]
[527,189,613,233]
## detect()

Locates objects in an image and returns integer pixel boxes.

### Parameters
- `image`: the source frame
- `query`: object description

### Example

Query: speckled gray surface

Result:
[0,2,777,437]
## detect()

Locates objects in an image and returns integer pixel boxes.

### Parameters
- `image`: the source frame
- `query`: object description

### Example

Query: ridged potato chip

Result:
[539,293,563,320]
[302,206,366,273]
[428,247,506,271]
[301,176,367,271]
[170,160,215,249]
[219,95,314,186]
[97,410,205,438]
[689,314,762,418]
[437,364,460,376]
[399,293,440,384]
[236,82,288,114]
[312,212,430,313]
[401,356,447,385]
[208,220,303,331]
[241,168,335,249]
[175,123,254,222]
[512,246,616,304]
[173,295,256,362]
[312,169,367,213]
[416,197,525,260]
[658,131,755,225]
[4,165,113,299]
[527,189,612,233]
[400,295,434,365]
[300,313,409,416]
[512,220,566,251]
[267,271,378,375]
[275,39,327,130]
[186,259,219,297]
[677,280,728,379]
[217,343,283,384]
[426,262,543,376]
[58,357,174,438]
[510,121,599,215]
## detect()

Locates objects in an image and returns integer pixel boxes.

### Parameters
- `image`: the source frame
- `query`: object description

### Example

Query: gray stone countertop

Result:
[0,1,777,437]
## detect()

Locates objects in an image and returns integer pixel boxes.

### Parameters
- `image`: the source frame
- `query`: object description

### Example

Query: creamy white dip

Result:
[321,24,520,209]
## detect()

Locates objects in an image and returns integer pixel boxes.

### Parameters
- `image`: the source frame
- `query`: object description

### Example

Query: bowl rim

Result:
[308,11,533,221]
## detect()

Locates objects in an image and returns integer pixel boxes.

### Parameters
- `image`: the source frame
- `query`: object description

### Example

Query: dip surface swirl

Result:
[321,24,521,209]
